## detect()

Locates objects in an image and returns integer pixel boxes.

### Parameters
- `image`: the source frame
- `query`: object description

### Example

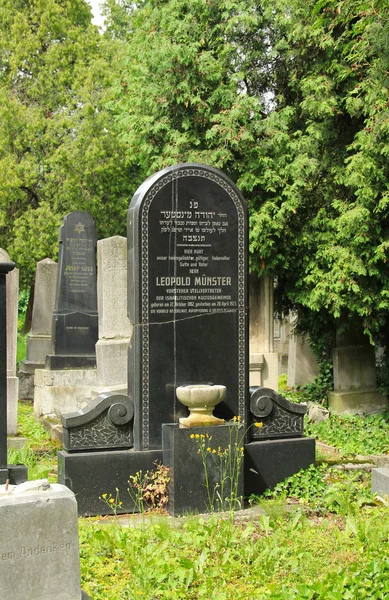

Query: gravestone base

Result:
[26,333,52,363]
[95,338,130,389]
[8,436,28,451]
[0,464,28,485]
[7,375,19,435]
[244,437,316,497]
[58,448,163,516]
[19,360,43,400]
[34,368,98,417]
[52,310,98,358]
[45,355,96,370]
[19,329,55,400]
[249,353,279,391]
[162,423,244,517]
[328,389,388,415]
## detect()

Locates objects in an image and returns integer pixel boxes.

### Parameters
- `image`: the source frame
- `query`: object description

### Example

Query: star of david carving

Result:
[74,222,85,234]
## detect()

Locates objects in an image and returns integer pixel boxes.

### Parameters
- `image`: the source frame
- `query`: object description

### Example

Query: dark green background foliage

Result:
[1,0,389,359]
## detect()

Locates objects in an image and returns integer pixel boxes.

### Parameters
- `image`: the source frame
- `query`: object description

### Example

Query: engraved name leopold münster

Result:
[156,276,232,287]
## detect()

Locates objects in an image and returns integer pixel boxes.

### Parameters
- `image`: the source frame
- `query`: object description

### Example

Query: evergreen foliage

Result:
[1,0,389,358]
[0,0,133,286]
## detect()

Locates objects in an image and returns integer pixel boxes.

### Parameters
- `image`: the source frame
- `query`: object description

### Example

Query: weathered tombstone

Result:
[287,314,319,387]
[0,261,27,484]
[0,479,90,600]
[328,324,387,414]
[48,211,98,368]
[128,163,249,450]
[34,212,98,416]
[19,258,58,399]
[0,250,19,435]
[273,317,289,374]
[249,273,279,391]
[95,236,132,393]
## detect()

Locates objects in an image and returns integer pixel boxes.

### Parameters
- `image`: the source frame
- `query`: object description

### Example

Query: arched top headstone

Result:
[127,163,248,450]
[50,211,98,364]
[55,212,97,312]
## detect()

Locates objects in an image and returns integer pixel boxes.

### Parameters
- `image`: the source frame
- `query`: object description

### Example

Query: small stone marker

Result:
[0,479,90,600]
[48,211,98,368]
[128,163,248,450]
[372,468,389,497]
[328,325,387,414]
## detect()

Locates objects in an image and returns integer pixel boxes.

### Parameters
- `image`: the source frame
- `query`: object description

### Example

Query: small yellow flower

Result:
[102,493,107,499]
[207,447,211,452]
[195,434,200,439]
[109,498,115,504]
[190,433,195,438]
[255,421,263,428]
[212,449,217,454]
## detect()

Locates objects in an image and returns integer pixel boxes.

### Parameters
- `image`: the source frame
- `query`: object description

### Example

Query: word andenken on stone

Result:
[1,540,75,562]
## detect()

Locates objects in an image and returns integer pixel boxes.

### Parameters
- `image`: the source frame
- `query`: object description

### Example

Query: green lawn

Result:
[10,401,389,599]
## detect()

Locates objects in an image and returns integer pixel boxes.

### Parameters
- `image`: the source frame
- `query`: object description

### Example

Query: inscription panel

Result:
[57,213,97,311]
[51,211,98,358]
[128,164,248,450]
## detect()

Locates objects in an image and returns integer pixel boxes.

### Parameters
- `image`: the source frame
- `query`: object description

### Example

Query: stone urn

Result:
[176,384,226,427]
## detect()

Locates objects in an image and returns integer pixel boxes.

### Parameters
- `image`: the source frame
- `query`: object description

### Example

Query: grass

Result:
[16,332,27,368]
[10,401,389,599]
[79,503,389,599]
[7,402,60,481]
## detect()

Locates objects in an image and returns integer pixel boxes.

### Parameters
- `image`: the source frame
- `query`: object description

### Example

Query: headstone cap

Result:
[0,262,15,275]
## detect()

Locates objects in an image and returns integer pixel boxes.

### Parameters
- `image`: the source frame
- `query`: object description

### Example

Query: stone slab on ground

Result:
[328,388,388,415]
[372,467,389,496]
[244,437,316,497]
[7,436,28,451]
[34,367,98,416]
[0,480,84,600]
[41,415,63,444]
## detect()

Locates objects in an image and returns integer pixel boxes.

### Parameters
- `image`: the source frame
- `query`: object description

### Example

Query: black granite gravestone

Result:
[47,211,98,369]
[0,262,27,485]
[128,163,248,450]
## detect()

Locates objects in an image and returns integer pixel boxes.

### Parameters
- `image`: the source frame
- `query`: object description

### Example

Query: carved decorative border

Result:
[140,168,247,449]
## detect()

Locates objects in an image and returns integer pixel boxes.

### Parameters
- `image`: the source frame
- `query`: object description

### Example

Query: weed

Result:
[191,418,252,514]
[128,462,170,513]
[100,488,123,515]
